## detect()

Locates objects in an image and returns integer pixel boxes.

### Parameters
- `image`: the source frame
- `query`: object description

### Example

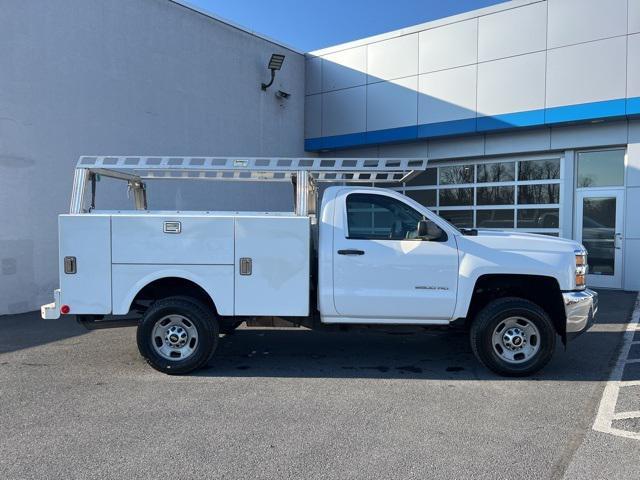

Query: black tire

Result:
[470,297,556,377]
[136,296,219,375]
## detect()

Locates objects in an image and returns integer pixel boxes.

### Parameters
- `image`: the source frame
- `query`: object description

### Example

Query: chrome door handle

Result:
[615,233,622,250]
[337,249,365,256]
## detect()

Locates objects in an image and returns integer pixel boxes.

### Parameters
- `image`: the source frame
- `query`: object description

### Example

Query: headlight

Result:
[575,250,587,289]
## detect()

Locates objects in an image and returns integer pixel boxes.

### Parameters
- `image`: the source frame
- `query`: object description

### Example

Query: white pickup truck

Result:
[42,156,597,377]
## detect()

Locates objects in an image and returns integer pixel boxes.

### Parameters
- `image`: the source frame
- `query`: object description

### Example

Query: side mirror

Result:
[417,219,444,241]
[417,219,429,237]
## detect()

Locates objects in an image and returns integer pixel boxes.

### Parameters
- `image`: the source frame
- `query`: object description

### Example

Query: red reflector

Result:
[60,305,70,315]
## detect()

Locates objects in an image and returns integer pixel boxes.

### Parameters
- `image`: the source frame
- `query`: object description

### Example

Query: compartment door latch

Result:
[163,221,181,234]
[64,256,77,274]
[239,258,252,276]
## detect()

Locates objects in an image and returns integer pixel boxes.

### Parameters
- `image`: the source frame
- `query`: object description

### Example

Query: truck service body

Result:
[42,156,598,376]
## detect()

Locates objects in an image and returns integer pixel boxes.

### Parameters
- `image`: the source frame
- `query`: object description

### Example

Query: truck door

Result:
[332,191,458,321]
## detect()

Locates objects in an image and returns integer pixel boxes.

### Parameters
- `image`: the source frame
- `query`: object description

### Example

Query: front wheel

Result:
[470,297,556,377]
[136,296,219,375]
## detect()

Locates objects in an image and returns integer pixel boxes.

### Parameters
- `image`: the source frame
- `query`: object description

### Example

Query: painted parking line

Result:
[592,292,640,441]
[620,380,640,387]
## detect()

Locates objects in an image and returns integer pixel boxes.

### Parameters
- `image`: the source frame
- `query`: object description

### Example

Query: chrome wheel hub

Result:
[492,317,540,364]
[151,315,198,361]
[165,325,188,348]
[502,327,526,350]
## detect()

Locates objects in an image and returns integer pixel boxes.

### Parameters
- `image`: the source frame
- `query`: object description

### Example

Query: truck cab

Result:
[42,156,597,377]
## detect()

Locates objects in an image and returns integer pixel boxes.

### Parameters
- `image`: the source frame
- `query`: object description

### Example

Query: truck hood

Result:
[454,230,582,291]
[463,230,583,254]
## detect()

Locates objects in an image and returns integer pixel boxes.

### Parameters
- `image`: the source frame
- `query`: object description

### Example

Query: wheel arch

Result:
[465,274,567,341]
[114,269,225,316]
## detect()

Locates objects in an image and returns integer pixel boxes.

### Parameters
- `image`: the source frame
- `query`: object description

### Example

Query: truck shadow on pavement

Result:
[196,327,636,382]
[197,290,638,382]
[1,290,635,382]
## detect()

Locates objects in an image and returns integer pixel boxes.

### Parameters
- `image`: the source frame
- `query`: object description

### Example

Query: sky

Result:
[188,0,510,52]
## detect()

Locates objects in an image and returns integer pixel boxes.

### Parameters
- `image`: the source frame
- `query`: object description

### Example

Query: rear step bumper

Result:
[41,289,61,320]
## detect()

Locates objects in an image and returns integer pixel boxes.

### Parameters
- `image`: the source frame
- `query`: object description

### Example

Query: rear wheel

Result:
[136,296,219,375]
[470,297,556,377]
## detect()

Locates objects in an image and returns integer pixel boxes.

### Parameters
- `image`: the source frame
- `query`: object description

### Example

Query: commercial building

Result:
[0,0,638,314]
[305,0,640,291]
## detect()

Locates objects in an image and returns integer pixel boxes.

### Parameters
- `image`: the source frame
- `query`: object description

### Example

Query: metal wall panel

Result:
[550,121,628,150]
[305,56,322,95]
[478,1,547,62]
[624,239,640,291]
[547,0,627,48]
[625,187,640,239]
[304,94,322,138]
[625,120,640,290]
[418,65,477,124]
[378,142,428,157]
[628,34,640,99]
[628,122,640,186]
[477,52,546,116]
[631,0,640,34]
[367,77,418,131]
[484,129,551,156]
[321,86,366,136]
[367,34,419,82]
[546,37,627,108]
[419,19,478,73]
[428,135,485,160]
[322,46,367,91]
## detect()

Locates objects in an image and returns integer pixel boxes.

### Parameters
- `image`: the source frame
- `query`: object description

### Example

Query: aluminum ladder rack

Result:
[70,156,428,216]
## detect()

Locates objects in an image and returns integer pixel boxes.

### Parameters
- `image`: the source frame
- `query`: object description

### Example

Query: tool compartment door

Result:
[111,215,234,265]
[59,215,112,314]
[234,216,310,316]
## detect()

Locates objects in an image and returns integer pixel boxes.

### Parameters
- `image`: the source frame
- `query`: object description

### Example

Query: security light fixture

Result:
[261,53,285,91]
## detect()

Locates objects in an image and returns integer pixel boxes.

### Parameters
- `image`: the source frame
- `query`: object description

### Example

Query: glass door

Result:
[575,190,624,289]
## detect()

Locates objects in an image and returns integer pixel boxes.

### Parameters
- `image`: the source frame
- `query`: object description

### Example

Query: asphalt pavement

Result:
[0,290,638,479]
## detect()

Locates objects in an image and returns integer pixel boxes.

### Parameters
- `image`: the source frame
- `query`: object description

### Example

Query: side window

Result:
[346,193,445,241]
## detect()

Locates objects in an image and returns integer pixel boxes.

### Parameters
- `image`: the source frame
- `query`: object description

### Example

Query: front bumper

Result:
[41,289,61,320]
[563,288,598,338]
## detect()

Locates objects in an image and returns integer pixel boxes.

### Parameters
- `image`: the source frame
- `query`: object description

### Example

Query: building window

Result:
[477,162,515,183]
[439,165,474,185]
[518,159,560,181]
[477,186,514,205]
[439,187,474,206]
[406,168,437,186]
[399,155,562,236]
[477,209,515,228]
[518,184,560,205]
[440,210,473,228]
[577,149,625,188]
[517,208,559,229]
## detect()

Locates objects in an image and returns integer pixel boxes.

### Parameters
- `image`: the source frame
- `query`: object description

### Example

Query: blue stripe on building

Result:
[305,97,640,151]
